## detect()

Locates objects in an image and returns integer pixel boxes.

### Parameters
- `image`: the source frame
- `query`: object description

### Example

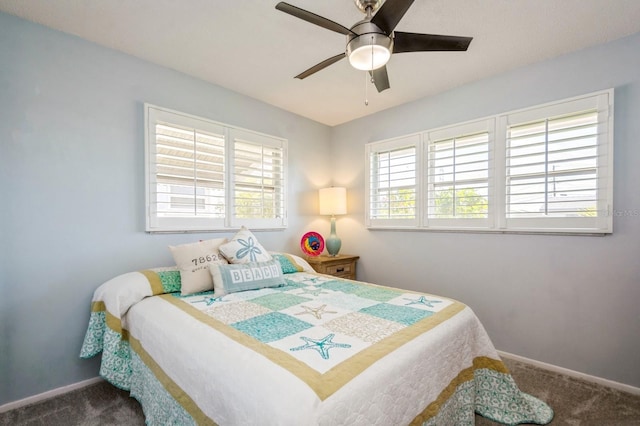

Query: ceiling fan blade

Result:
[393,32,473,53]
[276,2,354,36]
[370,0,415,35]
[369,66,390,92]
[295,53,346,79]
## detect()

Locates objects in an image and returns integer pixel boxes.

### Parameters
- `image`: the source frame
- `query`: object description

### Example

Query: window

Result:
[366,135,419,228]
[145,104,287,232]
[365,90,613,234]
[426,119,494,229]
[501,94,611,232]
[230,129,286,228]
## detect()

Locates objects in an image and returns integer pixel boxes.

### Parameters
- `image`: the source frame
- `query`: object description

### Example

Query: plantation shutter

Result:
[145,104,288,232]
[364,90,612,233]
[425,119,493,228]
[503,92,611,231]
[366,135,419,227]
[154,124,225,215]
[146,106,226,231]
[230,128,287,229]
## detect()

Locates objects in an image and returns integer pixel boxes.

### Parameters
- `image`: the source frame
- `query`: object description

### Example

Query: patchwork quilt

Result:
[81,265,553,425]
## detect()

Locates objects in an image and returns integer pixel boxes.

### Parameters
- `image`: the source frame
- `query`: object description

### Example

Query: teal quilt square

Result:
[360,303,432,326]
[322,280,359,294]
[232,312,313,343]
[352,286,402,302]
[251,293,311,311]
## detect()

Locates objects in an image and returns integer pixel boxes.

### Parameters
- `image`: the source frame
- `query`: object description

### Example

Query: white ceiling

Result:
[2,0,640,126]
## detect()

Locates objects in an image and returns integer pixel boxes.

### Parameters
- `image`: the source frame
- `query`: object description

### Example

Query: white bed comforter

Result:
[81,266,553,425]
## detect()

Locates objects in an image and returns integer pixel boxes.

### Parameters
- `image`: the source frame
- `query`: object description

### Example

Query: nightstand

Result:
[305,254,359,280]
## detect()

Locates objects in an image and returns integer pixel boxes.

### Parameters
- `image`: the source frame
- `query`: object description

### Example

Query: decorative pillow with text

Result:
[209,259,285,296]
[169,238,228,295]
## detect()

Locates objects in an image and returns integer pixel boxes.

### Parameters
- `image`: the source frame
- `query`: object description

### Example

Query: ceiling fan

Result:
[275,0,473,93]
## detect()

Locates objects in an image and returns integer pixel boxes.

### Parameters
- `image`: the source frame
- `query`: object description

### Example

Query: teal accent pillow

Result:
[209,259,285,296]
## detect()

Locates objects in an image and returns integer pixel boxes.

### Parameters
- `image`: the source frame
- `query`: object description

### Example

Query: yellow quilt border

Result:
[130,336,217,426]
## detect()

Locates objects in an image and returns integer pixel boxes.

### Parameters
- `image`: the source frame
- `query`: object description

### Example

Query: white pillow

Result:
[219,227,272,264]
[169,238,228,295]
[210,259,285,296]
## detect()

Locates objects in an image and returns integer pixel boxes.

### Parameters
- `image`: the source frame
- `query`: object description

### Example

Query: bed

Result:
[80,252,553,425]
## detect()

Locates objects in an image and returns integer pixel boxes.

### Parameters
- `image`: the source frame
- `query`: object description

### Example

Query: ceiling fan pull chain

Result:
[371,35,375,74]
[364,35,374,106]
[364,71,369,106]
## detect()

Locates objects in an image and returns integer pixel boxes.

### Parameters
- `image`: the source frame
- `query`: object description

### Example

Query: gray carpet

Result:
[2,358,639,425]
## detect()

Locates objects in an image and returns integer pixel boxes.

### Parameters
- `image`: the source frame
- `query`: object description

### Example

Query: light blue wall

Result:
[332,32,640,388]
[0,12,332,405]
[2,9,639,408]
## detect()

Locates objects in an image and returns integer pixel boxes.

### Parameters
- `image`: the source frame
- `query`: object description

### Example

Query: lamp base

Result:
[325,236,342,257]
[326,216,342,256]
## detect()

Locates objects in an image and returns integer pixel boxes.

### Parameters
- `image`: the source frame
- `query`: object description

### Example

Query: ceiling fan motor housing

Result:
[346,20,393,70]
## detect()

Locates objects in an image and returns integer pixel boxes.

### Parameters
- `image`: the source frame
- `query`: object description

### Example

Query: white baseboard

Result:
[0,376,103,414]
[498,350,640,396]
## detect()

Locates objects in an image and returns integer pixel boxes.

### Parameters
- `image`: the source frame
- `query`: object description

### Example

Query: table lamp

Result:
[319,187,347,256]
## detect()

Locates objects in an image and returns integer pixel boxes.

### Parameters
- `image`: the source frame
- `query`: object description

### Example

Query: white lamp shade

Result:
[319,187,347,215]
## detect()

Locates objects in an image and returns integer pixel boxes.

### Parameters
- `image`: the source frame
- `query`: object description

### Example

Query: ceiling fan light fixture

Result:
[347,33,392,71]
[276,0,473,93]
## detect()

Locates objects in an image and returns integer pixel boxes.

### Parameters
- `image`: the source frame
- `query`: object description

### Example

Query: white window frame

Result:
[424,118,495,230]
[228,127,288,229]
[365,134,422,229]
[498,93,612,233]
[145,104,288,233]
[365,89,614,235]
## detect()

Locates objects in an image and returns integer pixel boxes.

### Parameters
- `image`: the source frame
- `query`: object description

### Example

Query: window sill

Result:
[366,226,611,236]
[146,226,287,234]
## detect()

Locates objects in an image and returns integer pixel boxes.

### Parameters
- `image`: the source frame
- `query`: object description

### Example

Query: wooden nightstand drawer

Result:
[305,254,359,280]
[326,263,352,276]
